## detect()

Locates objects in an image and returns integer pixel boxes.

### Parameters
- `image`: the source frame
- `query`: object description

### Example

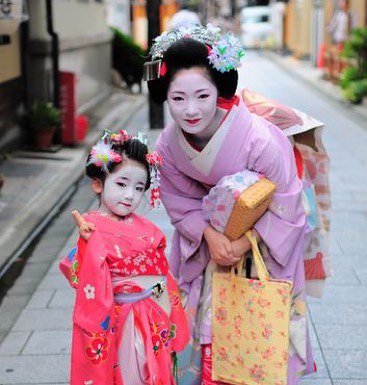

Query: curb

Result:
[263,50,367,124]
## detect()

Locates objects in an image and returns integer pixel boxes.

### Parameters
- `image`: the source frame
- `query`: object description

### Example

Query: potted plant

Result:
[28,101,60,148]
[340,27,367,104]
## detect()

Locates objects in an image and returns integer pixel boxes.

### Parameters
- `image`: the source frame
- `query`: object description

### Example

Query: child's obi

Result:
[202,170,276,240]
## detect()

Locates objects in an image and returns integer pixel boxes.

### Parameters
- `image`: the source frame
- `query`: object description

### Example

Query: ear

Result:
[91,178,103,194]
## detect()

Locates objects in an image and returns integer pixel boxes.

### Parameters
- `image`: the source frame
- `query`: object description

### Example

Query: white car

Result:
[240,6,272,49]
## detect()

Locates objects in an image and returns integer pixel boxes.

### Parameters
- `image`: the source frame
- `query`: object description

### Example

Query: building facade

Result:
[284,0,367,62]
[0,0,113,151]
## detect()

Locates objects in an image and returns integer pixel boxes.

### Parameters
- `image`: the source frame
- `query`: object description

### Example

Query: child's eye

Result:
[172,96,184,101]
[117,182,126,187]
[136,186,144,192]
[198,94,209,99]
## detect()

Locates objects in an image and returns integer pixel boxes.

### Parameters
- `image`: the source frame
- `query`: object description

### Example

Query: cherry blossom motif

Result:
[83,284,95,300]
[249,363,266,383]
[86,337,108,365]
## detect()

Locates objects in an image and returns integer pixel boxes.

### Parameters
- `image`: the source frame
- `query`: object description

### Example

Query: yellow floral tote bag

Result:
[212,231,293,385]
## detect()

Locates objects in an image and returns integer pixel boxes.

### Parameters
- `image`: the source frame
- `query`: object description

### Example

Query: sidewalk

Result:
[263,50,367,124]
[0,90,146,280]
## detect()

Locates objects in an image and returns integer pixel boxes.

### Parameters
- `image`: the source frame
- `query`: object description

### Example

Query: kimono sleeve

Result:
[59,237,87,289]
[73,229,115,332]
[157,142,209,262]
[167,272,190,352]
[251,119,308,268]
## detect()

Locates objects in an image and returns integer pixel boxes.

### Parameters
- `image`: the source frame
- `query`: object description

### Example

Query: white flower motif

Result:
[140,265,147,273]
[131,269,139,276]
[83,284,95,300]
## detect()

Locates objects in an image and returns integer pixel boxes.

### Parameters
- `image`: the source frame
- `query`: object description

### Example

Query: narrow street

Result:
[0,52,366,384]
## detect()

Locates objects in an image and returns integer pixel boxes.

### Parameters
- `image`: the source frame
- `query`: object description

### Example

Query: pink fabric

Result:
[155,96,315,384]
[242,89,303,130]
[59,212,189,385]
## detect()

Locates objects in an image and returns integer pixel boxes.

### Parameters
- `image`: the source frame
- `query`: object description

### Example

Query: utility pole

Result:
[147,0,164,129]
[230,0,237,19]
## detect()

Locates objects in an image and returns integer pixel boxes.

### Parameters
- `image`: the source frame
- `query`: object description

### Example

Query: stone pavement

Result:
[263,50,367,123]
[1,52,367,384]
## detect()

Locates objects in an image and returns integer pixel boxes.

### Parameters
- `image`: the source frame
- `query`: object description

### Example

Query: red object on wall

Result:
[60,71,89,145]
[60,71,77,145]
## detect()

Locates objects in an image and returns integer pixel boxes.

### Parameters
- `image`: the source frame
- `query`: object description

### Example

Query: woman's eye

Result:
[198,94,210,99]
[172,96,184,101]
[117,182,126,187]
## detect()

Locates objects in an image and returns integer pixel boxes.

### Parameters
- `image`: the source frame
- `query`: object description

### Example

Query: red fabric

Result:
[201,344,229,385]
[59,212,189,385]
[294,146,304,179]
[217,95,240,111]
[160,61,168,77]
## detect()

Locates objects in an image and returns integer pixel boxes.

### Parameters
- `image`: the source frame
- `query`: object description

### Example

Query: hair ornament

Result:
[144,24,244,80]
[146,150,164,209]
[110,129,132,144]
[207,34,245,73]
[87,140,123,172]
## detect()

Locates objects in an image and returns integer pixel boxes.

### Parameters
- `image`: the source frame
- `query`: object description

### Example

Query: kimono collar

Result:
[216,95,240,111]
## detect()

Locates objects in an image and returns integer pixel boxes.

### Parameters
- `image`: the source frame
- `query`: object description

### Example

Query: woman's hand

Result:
[231,229,262,258]
[72,210,95,240]
[204,226,239,266]
[231,235,252,258]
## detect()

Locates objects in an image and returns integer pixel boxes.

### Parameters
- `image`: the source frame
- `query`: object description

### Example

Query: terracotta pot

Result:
[34,126,56,149]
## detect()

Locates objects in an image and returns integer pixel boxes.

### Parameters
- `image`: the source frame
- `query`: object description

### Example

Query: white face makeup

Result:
[99,158,147,218]
[167,68,218,137]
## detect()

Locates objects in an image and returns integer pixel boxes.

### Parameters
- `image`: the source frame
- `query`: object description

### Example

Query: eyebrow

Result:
[170,89,210,95]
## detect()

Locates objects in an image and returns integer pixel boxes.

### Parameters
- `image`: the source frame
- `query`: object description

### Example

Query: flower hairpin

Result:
[88,141,123,173]
[146,151,164,209]
[144,23,244,80]
[110,129,132,144]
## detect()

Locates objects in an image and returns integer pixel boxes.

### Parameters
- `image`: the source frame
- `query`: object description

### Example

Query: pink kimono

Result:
[242,89,331,298]
[156,95,317,385]
[59,212,189,385]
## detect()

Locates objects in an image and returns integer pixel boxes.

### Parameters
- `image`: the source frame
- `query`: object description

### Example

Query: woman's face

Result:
[99,158,147,218]
[167,67,218,135]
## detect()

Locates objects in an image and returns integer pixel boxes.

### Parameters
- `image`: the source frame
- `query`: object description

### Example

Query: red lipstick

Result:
[185,118,201,125]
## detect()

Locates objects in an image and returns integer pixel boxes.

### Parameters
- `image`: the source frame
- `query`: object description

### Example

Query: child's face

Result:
[97,158,148,218]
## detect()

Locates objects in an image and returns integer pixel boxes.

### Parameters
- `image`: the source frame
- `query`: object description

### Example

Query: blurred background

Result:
[1,2,367,384]
[0,0,366,154]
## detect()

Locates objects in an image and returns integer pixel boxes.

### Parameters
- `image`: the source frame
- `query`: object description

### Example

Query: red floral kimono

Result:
[59,212,189,385]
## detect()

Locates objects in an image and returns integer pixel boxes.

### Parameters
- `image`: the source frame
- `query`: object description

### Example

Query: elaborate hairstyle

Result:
[147,38,238,105]
[86,138,151,190]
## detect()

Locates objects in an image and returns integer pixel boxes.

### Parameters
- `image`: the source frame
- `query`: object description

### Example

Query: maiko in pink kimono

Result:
[146,25,328,385]
[60,134,189,385]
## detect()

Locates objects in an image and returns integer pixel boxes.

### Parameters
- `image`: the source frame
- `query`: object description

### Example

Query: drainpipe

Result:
[45,0,61,144]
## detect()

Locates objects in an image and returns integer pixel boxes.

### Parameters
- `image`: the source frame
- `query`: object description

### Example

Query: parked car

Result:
[240,6,272,49]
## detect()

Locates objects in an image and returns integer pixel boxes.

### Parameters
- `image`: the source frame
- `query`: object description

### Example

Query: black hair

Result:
[86,138,151,190]
[147,38,238,104]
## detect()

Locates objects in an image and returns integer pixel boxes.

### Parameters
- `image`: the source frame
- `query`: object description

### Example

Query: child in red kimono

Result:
[59,131,189,385]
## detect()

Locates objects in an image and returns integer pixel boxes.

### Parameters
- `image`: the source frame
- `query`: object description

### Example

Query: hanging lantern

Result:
[0,0,29,36]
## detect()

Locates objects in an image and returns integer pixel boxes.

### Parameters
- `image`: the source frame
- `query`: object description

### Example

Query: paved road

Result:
[0,52,366,385]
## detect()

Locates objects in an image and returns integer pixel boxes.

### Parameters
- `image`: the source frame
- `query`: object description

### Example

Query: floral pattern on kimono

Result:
[59,212,189,385]
[156,94,316,385]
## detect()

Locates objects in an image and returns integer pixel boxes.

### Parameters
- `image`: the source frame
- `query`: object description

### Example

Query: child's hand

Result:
[72,210,95,240]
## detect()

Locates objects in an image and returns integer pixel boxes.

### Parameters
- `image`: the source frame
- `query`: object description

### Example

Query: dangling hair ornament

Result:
[146,151,164,209]
[144,23,244,80]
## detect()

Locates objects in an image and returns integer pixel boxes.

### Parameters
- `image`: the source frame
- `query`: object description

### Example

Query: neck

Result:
[185,108,227,147]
